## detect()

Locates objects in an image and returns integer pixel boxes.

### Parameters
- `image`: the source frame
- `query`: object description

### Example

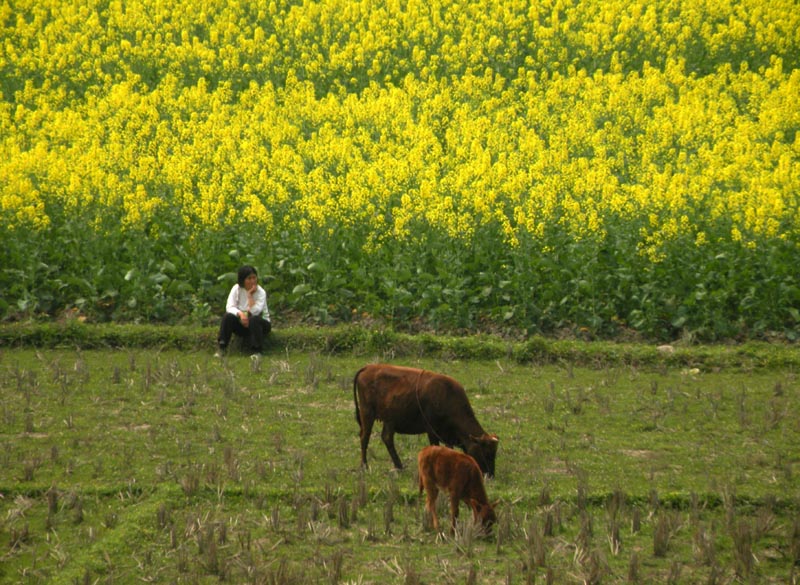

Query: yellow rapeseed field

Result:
[1,0,798,336]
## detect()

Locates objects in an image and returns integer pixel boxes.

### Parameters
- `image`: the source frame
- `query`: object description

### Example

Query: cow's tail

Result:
[353,366,366,430]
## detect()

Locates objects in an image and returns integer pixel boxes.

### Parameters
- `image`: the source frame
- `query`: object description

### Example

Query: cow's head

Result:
[467,433,499,478]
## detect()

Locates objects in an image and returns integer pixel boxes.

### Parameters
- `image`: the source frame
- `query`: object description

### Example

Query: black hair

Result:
[237,265,258,286]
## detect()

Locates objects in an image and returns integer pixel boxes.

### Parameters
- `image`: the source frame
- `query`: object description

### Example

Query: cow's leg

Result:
[359,415,375,468]
[381,424,404,469]
[426,431,440,445]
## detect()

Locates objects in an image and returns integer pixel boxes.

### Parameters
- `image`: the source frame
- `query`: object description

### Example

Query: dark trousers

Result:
[218,313,271,352]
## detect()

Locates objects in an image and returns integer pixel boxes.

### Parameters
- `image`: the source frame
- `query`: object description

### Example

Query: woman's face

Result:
[244,273,258,290]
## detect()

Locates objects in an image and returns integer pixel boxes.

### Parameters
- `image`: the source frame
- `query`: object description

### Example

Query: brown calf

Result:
[417,445,497,533]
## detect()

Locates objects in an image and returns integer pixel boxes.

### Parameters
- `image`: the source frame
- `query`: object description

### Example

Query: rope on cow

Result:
[415,368,492,475]
[414,368,446,445]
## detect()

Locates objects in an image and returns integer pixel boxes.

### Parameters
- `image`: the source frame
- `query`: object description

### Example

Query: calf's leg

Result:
[423,483,440,531]
[449,495,461,533]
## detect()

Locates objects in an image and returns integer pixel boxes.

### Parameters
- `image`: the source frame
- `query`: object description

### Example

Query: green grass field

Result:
[2,343,798,583]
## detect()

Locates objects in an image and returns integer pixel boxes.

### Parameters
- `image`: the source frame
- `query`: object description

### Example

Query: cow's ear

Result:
[469,434,499,444]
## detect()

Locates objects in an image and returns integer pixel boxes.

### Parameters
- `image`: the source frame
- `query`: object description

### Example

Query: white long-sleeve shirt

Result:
[225,284,270,321]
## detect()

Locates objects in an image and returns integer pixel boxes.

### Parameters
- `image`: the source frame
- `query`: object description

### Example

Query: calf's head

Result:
[472,498,497,530]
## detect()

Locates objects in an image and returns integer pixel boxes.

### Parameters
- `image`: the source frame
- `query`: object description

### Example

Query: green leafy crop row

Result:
[2,0,798,341]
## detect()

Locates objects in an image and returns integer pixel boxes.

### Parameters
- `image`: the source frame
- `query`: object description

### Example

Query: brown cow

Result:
[353,363,499,476]
[417,445,497,533]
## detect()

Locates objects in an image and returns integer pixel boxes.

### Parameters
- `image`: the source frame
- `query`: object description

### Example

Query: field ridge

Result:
[1,322,798,370]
